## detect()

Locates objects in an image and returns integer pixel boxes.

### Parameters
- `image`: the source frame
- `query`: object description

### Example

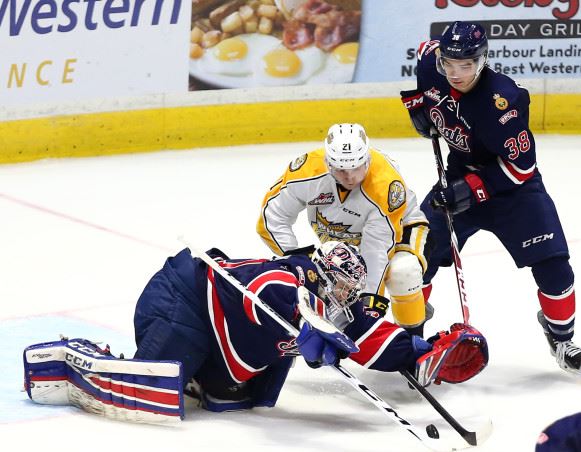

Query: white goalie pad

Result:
[23,338,184,424]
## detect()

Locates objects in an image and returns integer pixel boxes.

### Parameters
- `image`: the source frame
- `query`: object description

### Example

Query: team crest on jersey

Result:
[307,269,318,283]
[296,266,306,285]
[289,154,307,172]
[311,210,361,245]
[308,192,334,206]
[430,108,470,152]
[277,338,300,357]
[493,94,509,110]
[388,180,406,212]
[499,109,518,125]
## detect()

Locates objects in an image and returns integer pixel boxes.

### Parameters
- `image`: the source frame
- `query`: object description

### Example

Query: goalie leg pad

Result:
[415,324,488,386]
[24,338,184,423]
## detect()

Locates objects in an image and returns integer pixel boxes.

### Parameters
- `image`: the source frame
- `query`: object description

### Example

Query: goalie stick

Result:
[182,238,491,450]
[430,130,471,325]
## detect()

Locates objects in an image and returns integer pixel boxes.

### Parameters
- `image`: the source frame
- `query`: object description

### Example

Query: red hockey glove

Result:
[415,323,488,386]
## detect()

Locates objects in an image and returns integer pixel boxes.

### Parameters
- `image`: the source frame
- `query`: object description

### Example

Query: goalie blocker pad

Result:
[416,323,489,387]
[23,338,184,423]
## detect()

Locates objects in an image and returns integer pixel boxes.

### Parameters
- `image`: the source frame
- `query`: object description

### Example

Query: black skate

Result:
[537,310,581,375]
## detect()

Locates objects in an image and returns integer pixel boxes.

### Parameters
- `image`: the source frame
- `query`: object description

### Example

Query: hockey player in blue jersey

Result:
[24,242,488,420]
[401,21,580,375]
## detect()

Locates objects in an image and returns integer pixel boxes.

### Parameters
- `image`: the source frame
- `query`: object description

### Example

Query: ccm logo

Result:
[65,352,93,370]
[523,233,554,248]
[403,96,423,109]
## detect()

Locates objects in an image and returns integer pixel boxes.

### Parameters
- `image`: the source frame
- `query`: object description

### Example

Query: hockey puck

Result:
[426,424,440,439]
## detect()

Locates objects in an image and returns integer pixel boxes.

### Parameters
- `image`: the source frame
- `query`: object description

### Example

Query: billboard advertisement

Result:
[0,0,191,106]
[1,0,580,106]
[188,0,362,90]
[355,0,581,82]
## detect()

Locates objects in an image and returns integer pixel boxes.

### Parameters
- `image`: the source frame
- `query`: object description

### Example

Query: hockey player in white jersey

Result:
[257,123,433,334]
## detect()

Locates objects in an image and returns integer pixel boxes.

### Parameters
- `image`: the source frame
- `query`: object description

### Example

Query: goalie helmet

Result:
[324,123,370,170]
[311,241,367,322]
[436,21,488,79]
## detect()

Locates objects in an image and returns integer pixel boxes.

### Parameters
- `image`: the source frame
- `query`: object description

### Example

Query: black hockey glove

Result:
[400,89,433,139]
[430,173,490,215]
[359,293,390,317]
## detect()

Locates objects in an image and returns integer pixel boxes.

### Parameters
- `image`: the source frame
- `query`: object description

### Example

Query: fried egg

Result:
[308,42,359,85]
[193,34,280,77]
[254,45,326,86]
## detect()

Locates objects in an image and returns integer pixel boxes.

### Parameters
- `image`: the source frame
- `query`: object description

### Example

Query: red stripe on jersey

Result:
[417,40,438,59]
[350,320,403,367]
[498,158,536,184]
[220,259,268,269]
[538,288,576,323]
[89,377,180,406]
[243,270,299,324]
[207,269,265,383]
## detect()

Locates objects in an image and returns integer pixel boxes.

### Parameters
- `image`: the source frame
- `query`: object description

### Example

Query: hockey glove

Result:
[296,286,359,368]
[430,173,490,215]
[296,322,358,368]
[414,323,488,386]
[359,292,390,317]
[400,89,433,139]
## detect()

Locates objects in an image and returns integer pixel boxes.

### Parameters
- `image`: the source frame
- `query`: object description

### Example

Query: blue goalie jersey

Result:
[133,248,414,411]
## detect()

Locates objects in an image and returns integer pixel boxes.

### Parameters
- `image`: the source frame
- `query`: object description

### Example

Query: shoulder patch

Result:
[388,180,406,212]
[493,93,509,110]
[289,154,307,172]
[499,109,518,125]
[307,269,318,283]
[418,40,439,60]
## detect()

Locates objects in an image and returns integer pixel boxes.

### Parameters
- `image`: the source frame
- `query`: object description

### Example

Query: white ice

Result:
[1,135,580,452]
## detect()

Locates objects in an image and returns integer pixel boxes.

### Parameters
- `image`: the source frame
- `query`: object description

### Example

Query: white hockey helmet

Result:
[311,241,367,323]
[324,123,370,170]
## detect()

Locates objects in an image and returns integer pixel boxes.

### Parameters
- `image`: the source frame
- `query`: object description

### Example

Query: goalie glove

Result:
[296,286,359,368]
[414,323,489,386]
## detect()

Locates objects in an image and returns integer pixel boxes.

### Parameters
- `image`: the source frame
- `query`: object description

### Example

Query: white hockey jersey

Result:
[257,148,428,294]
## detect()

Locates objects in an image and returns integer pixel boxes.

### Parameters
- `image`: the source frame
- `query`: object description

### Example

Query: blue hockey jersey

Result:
[134,248,414,409]
[416,39,538,195]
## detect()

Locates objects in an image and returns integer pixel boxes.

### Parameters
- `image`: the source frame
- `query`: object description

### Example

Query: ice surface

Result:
[1,136,580,452]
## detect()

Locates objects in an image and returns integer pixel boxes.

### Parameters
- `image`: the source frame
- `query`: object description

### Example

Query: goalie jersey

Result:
[133,248,415,411]
[257,148,428,294]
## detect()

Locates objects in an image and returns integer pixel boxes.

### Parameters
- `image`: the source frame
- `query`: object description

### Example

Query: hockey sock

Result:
[538,287,575,342]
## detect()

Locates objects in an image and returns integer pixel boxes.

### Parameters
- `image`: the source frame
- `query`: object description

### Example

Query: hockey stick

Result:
[400,370,491,446]
[183,239,489,450]
[430,129,470,324]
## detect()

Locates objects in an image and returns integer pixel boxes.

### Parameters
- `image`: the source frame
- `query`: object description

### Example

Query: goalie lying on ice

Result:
[23,242,488,421]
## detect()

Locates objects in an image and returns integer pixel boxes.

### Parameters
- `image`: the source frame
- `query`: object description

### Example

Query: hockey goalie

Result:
[23,243,488,422]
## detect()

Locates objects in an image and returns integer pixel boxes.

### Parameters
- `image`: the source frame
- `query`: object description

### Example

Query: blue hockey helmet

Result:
[436,21,488,83]
[439,21,488,60]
